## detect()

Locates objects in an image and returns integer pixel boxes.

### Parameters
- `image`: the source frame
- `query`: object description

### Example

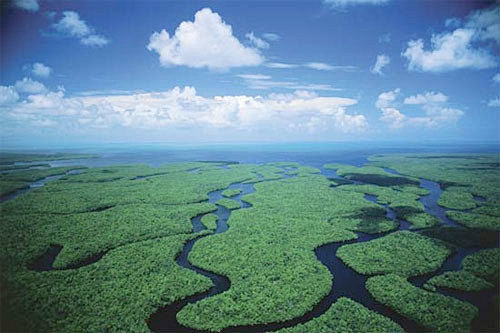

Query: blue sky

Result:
[1,0,499,146]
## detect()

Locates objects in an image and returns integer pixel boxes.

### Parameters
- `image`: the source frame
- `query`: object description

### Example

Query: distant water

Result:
[27,142,499,168]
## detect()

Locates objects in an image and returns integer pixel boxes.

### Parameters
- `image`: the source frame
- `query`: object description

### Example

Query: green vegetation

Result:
[369,154,500,207]
[0,166,87,197]
[424,271,494,292]
[1,162,264,332]
[177,174,371,331]
[274,297,403,333]
[0,152,98,164]
[328,207,398,234]
[1,202,216,269]
[336,184,439,229]
[2,154,498,332]
[222,188,242,197]
[201,213,218,230]
[438,186,477,210]
[462,248,500,284]
[419,226,499,248]
[0,164,258,215]
[215,198,240,210]
[366,274,478,333]
[337,231,451,277]
[447,211,500,230]
[324,163,419,186]
[2,234,213,332]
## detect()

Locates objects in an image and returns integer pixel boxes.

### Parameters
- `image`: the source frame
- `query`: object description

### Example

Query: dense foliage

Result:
[201,213,218,230]
[221,188,242,197]
[424,271,494,292]
[2,234,213,332]
[447,211,500,230]
[273,297,403,333]
[337,231,451,277]
[461,248,500,283]
[177,174,370,331]
[366,274,478,333]
[215,198,241,210]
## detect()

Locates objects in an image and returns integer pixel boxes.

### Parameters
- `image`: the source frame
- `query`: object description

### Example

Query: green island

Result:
[221,188,242,197]
[1,152,498,333]
[336,231,451,277]
[366,274,478,333]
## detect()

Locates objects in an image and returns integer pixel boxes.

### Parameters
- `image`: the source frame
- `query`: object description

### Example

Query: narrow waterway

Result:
[0,169,83,203]
[148,183,256,333]
[12,163,498,333]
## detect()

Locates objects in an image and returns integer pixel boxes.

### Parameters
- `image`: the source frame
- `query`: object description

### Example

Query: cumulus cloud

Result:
[3,86,367,134]
[323,0,390,7]
[13,0,39,11]
[0,86,20,105]
[30,62,52,78]
[488,98,500,108]
[262,33,281,41]
[403,91,448,104]
[493,73,500,83]
[376,89,463,129]
[402,5,499,72]
[80,34,110,47]
[370,54,390,75]
[246,32,270,49]
[51,11,109,47]
[14,78,47,94]
[147,8,264,70]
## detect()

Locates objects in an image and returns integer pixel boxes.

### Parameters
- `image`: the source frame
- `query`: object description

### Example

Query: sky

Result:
[1,0,499,147]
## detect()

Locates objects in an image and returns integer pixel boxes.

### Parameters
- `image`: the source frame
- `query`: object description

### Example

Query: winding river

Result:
[15,163,499,332]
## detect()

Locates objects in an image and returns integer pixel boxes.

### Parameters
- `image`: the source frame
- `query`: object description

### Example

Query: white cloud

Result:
[488,98,500,108]
[402,5,499,72]
[375,88,399,109]
[465,5,500,44]
[376,89,463,129]
[53,11,91,37]
[80,34,110,47]
[51,11,109,47]
[236,74,272,80]
[262,33,281,41]
[0,86,20,106]
[305,62,335,71]
[246,32,270,49]
[31,63,52,78]
[14,78,47,94]
[267,62,356,71]
[147,8,264,70]
[4,86,367,134]
[493,73,500,83]
[370,54,390,75]
[403,91,448,104]
[236,74,341,91]
[323,0,390,7]
[265,62,299,69]
[13,0,39,11]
